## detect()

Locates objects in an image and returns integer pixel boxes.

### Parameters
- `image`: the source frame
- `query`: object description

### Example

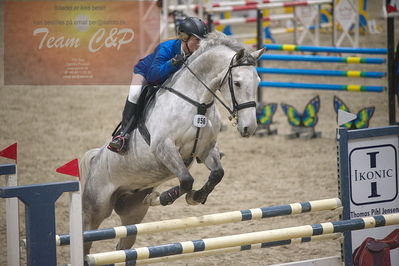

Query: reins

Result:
[181,60,234,119]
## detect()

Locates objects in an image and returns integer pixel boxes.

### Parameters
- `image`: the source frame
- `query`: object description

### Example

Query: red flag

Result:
[56,159,80,179]
[0,143,17,162]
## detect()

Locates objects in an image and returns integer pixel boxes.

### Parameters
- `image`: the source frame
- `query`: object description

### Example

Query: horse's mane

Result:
[185,31,246,64]
[165,31,251,85]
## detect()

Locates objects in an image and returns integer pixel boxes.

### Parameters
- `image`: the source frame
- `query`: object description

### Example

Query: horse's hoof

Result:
[185,190,201,205]
[143,191,161,206]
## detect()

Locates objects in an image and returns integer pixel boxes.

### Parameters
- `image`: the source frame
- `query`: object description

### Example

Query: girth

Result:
[138,86,214,166]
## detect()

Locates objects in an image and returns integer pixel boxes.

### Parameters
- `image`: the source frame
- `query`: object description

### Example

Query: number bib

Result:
[193,114,207,128]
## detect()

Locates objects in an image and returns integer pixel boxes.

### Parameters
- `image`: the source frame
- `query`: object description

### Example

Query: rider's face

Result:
[182,36,200,54]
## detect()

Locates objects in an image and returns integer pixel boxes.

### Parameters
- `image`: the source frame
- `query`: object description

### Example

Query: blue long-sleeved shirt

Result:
[134,39,182,85]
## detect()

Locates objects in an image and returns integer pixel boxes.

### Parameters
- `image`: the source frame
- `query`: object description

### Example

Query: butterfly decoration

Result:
[256,103,278,126]
[281,96,320,128]
[333,96,375,129]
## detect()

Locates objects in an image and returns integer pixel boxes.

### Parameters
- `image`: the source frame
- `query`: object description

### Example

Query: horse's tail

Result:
[79,148,100,190]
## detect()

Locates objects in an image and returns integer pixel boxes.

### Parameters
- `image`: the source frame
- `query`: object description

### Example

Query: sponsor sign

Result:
[339,126,399,265]
[4,1,160,85]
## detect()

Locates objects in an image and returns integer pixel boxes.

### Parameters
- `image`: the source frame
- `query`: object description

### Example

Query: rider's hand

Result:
[171,54,185,66]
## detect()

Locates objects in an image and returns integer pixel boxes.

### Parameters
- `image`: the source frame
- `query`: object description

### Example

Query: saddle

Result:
[352,229,399,266]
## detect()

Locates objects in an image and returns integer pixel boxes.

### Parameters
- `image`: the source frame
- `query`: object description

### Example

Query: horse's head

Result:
[219,48,264,137]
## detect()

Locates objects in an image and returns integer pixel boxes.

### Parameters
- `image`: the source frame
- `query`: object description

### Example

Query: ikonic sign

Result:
[345,131,399,265]
[350,145,397,207]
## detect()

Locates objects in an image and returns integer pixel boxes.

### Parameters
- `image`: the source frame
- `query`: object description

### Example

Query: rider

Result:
[108,17,208,154]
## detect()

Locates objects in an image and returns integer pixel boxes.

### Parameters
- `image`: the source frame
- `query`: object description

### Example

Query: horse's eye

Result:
[234,81,241,87]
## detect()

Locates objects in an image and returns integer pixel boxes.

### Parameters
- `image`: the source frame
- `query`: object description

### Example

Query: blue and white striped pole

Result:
[260,54,386,64]
[85,213,399,265]
[257,67,386,78]
[259,81,385,92]
[264,44,388,54]
[112,233,342,265]
[57,198,341,245]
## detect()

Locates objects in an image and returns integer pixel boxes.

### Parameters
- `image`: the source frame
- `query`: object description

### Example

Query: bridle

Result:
[219,54,257,120]
[182,53,257,123]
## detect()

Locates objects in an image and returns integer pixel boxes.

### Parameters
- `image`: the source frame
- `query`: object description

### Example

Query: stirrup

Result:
[107,135,129,154]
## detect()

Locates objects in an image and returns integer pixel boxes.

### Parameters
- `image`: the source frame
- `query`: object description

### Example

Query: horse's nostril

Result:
[243,127,249,135]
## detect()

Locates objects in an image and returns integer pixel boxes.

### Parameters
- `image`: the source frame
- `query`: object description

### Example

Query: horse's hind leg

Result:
[186,145,224,205]
[82,184,115,255]
[114,188,153,250]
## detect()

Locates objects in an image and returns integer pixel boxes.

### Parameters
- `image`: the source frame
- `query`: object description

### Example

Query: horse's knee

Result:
[210,168,224,185]
[180,174,194,193]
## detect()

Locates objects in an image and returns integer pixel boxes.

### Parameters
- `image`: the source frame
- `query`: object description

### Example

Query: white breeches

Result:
[128,74,145,103]
[128,85,143,103]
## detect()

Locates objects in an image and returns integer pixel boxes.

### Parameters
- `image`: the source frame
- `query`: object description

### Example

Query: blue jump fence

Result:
[264,44,388,55]
[258,44,387,93]
[259,81,385,92]
[260,54,386,64]
[0,164,80,266]
[257,67,385,78]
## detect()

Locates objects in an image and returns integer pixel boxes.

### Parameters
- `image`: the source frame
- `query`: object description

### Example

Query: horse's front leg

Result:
[186,145,224,205]
[144,138,194,206]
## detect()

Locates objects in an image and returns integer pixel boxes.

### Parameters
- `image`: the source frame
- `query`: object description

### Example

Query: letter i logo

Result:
[367,152,381,198]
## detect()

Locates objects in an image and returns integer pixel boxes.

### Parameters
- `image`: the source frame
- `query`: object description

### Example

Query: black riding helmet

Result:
[178,17,208,41]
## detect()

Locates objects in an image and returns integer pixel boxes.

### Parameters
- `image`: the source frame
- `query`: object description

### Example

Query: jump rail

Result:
[210,0,300,7]
[168,0,292,11]
[264,44,388,54]
[84,213,399,265]
[57,198,341,246]
[260,54,386,64]
[112,234,342,266]
[259,81,385,92]
[206,0,332,13]
[257,67,385,78]
[168,0,307,11]
[258,44,387,93]
[212,13,293,26]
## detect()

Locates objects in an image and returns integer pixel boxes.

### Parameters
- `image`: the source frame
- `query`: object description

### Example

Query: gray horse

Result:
[80,31,264,254]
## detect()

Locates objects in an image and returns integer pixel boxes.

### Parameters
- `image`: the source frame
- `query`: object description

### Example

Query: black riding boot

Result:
[107,99,137,154]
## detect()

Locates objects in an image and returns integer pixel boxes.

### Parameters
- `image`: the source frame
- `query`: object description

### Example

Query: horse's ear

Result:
[251,48,265,61]
[235,48,245,61]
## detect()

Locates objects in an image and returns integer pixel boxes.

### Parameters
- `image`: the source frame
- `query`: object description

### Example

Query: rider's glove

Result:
[171,54,185,66]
